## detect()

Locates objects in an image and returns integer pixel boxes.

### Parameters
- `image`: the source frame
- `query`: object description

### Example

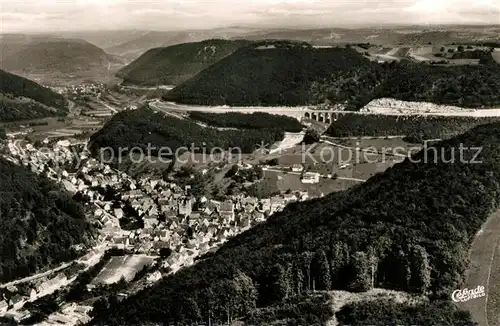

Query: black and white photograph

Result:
[0,0,499,325]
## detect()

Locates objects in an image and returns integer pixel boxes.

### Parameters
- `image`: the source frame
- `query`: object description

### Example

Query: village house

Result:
[270,196,285,212]
[252,210,265,222]
[122,189,144,200]
[292,164,304,172]
[283,193,298,203]
[260,198,271,212]
[147,205,159,216]
[144,216,159,229]
[201,201,217,216]
[301,172,320,184]
[219,201,235,221]
[35,273,68,295]
[9,294,26,310]
[178,198,193,217]
[156,229,169,241]
[29,288,37,301]
[114,208,124,219]
[296,191,309,201]
[0,300,8,313]
[112,237,130,250]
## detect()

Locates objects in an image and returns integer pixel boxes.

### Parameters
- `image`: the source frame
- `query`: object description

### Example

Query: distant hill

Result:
[234,26,500,46]
[105,28,260,61]
[105,31,194,61]
[0,34,125,83]
[1,38,121,73]
[91,121,500,326]
[118,39,250,86]
[165,40,500,109]
[0,69,68,121]
[56,30,150,51]
[0,157,95,283]
[0,34,63,61]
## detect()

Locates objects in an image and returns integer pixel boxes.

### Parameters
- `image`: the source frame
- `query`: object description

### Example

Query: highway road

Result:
[148,99,307,118]
[120,84,175,91]
[149,99,500,118]
[0,261,74,289]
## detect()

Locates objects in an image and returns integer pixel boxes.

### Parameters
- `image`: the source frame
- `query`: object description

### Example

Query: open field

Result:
[332,137,421,155]
[261,170,359,197]
[3,116,104,141]
[328,288,426,326]
[256,138,410,196]
[34,119,103,141]
[357,45,489,65]
[493,49,500,64]
[488,241,500,326]
[270,132,304,154]
[92,255,154,285]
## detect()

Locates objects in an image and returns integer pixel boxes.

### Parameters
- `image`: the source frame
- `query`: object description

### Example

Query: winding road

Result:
[0,262,74,289]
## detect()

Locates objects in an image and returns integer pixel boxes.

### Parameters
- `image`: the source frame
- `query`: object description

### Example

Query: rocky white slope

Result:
[361,98,475,114]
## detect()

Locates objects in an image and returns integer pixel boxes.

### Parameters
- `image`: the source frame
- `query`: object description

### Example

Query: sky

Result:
[1,0,499,33]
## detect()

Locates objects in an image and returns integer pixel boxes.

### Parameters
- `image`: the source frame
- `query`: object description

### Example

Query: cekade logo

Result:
[451,285,486,303]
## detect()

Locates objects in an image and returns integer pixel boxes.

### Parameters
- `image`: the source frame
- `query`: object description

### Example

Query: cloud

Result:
[0,0,498,33]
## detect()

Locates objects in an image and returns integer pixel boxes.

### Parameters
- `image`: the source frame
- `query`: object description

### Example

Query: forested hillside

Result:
[164,41,378,108]
[0,157,95,283]
[164,41,500,109]
[89,107,287,157]
[0,39,120,74]
[0,70,68,122]
[377,60,500,108]
[189,111,303,131]
[326,114,500,140]
[91,122,500,325]
[0,69,66,110]
[118,39,249,86]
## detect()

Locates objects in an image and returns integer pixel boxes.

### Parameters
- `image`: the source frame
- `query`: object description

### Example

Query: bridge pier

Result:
[325,112,331,123]
[302,110,348,124]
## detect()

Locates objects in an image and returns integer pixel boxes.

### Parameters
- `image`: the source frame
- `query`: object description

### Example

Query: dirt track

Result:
[457,209,500,326]
[487,241,500,326]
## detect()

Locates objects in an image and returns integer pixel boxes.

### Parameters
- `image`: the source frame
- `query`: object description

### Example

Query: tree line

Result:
[325,114,500,141]
[0,69,66,110]
[189,111,303,132]
[89,107,287,158]
[336,299,474,326]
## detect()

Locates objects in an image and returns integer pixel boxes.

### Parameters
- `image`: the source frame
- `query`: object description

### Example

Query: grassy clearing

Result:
[492,50,500,64]
[92,255,154,285]
[328,288,427,326]
[487,242,500,326]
